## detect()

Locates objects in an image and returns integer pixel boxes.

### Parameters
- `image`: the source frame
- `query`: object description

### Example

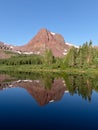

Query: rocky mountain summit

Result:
[16,28,72,57]
[0,28,74,57]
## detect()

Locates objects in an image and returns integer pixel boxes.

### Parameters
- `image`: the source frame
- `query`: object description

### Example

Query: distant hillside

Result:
[0,42,18,59]
[0,41,13,50]
[0,50,10,59]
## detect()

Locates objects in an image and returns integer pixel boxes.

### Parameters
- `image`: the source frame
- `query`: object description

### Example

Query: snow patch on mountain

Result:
[51,32,55,35]
[63,52,67,55]
[66,42,79,48]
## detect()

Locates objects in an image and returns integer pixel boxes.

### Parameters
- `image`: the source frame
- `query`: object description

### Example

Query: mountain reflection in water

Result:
[0,73,67,106]
[0,72,98,104]
[0,72,98,130]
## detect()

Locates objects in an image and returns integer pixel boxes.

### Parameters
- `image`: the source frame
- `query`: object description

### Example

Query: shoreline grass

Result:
[0,64,98,75]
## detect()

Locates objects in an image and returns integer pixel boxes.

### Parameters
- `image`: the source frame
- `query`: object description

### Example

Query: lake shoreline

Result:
[0,65,98,75]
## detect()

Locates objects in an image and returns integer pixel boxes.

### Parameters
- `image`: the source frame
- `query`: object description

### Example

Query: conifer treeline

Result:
[0,49,56,65]
[0,41,98,68]
[63,41,98,68]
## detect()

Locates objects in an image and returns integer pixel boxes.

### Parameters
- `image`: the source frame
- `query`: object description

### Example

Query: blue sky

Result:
[0,0,98,46]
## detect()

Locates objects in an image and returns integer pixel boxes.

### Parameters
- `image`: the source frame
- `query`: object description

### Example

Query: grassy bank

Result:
[0,64,98,75]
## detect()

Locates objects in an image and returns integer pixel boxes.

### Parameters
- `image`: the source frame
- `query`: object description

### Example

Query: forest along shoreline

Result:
[0,41,98,75]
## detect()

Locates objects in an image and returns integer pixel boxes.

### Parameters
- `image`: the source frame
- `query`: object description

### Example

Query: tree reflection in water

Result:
[0,71,98,104]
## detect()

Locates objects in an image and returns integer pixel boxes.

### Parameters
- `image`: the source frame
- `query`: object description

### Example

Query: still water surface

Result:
[0,72,98,130]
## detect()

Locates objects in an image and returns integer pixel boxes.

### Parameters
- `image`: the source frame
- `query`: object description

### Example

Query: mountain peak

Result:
[34,28,55,42]
[38,28,56,36]
[15,28,71,57]
[38,28,48,32]
[0,28,72,57]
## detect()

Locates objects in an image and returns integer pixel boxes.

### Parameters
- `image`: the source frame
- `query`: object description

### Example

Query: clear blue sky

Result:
[0,0,98,46]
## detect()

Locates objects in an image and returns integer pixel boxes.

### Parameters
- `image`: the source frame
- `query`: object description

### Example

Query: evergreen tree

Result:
[43,49,53,65]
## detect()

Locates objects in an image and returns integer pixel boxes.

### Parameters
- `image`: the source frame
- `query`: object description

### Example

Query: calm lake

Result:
[0,71,98,130]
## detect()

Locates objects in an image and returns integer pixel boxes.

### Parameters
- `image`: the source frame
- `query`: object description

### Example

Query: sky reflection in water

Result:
[0,72,98,130]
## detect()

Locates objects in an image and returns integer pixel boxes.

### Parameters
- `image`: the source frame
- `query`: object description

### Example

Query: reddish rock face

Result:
[0,50,11,59]
[0,28,72,57]
[94,46,98,49]
[18,28,71,57]
[0,78,67,106]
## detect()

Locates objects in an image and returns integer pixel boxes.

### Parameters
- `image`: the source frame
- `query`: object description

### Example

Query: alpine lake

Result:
[0,71,98,130]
